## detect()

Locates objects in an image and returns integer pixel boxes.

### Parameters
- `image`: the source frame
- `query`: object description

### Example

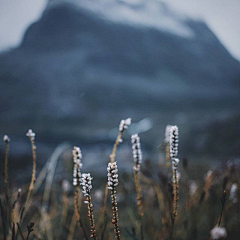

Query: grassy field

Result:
[0,121,239,240]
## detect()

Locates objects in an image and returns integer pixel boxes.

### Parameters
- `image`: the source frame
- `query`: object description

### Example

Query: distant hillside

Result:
[0,0,239,156]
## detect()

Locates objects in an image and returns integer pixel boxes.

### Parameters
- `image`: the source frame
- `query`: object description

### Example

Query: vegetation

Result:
[0,119,239,240]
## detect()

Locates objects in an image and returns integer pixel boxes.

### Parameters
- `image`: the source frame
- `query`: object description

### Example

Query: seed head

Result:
[119,118,131,132]
[131,134,142,171]
[26,129,35,141]
[210,226,227,239]
[72,146,83,186]
[80,173,93,198]
[107,162,119,190]
[170,125,178,158]
[172,158,179,170]
[3,135,10,143]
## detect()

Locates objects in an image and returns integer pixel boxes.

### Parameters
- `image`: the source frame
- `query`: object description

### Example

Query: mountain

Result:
[0,0,239,156]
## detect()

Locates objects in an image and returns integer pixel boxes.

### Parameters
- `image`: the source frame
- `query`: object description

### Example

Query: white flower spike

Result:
[170,125,179,159]
[131,134,142,172]
[107,162,119,190]
[72,146,83,186]
[26,129,35,141]
[80,173,93,198]
[3,135,10,143]
[119,118,131,132]
[210,226,227,239]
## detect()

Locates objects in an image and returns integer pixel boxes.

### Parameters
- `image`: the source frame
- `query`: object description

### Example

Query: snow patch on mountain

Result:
[50,0,195,38]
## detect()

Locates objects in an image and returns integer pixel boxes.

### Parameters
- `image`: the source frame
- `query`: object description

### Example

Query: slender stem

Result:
[218,205,224,227]
[170,169,179,240]
[110,132,123,164]
[74,186,89,240]
[4,140,12,226]
[87,195,97,239]
[173,169,179,218]
[100,131,123,239]
[134,170,144,240]
[218,190,227,227]
[110,186,121,240]
[20,138,37,224]
[26,138,37,204]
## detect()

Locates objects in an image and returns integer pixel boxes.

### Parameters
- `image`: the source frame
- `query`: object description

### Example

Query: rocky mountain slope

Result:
[0,0,239,156]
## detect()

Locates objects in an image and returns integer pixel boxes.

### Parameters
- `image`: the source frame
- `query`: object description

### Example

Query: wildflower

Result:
[132,134,144,218]
[107,162,121,239]
[210,226,227,239]
[107,162,119,190]
[170,125,178,158]
[81,173,97,239]
[172,158,179,170]
[3,135,10,143]
[131,134,142,171]
[229,183,238,203]
[170,125,179,219]
[119,118,131,132]
[26,129,35,141]
[80,173,93,198]
[72,146,83,186]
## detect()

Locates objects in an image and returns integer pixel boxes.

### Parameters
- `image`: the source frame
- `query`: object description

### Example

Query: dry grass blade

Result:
[3,136,11,226]
[42,143,70,211]
[20,130,37,224]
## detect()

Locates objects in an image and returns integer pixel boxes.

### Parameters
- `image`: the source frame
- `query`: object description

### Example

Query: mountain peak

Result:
[48,0,195,38]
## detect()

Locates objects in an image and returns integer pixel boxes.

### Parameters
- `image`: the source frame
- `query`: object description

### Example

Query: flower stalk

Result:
[3,135,11,226]
[107,162,121,240]
[81,173,97,240]
[20,129,37,224]
[169,125,179,239]
[132,134,144,239]
[100,118,131,239]
[72,146,88,240]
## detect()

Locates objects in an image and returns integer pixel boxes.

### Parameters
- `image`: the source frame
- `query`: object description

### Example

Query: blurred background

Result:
[0,0,240,178]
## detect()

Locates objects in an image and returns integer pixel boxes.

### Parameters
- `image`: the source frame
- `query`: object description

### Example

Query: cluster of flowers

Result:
[170,125,179,170]
[81,173,93,201]
[26,129,36,141]
[107,162,119,190]
[131,134,142,172]
[119,118,131,132]
[170,125,179,158]
[3,135,10,143]
[72,146,83,186]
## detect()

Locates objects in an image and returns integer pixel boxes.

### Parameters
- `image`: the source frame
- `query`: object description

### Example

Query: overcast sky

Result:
[0,0,239,60]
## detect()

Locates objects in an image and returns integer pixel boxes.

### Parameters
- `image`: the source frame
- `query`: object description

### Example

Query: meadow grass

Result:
[0,120,239,240]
